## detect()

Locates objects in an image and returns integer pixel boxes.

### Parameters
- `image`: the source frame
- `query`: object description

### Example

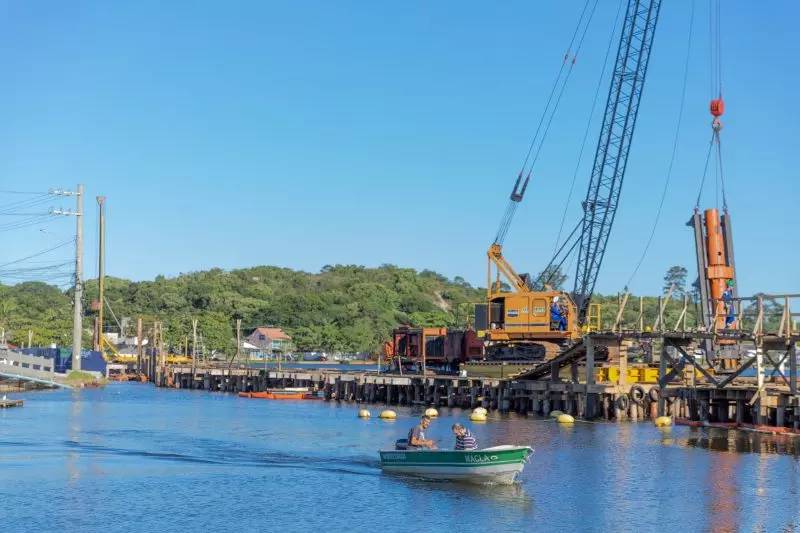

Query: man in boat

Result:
[451,423,477,450]
[408,415,436,449]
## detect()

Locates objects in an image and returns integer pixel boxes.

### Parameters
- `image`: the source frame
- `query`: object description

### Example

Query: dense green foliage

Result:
[0,265,482,354]
[1,264,788,355]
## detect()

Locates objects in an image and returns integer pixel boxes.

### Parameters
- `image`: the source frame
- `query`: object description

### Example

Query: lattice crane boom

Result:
[573,0,662,321]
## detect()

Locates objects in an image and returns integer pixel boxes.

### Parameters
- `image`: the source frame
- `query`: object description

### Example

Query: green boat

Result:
[379,445,533,485]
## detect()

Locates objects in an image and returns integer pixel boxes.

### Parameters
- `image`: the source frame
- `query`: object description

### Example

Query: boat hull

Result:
[238,390,318,400]
[379,445,532,485]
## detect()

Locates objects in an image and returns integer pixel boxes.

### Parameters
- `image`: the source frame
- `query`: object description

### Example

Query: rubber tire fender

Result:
[648,386,661,402]
[616,394,631,412]
[630,385,646,405]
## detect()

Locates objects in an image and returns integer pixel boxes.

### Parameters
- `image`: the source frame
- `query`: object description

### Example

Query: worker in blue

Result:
[551,296,567,331]
[722,279,736,327]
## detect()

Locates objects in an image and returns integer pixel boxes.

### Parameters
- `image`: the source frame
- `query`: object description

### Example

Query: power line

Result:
[553,0,626,255]
[0,239,75,269]
[625,0,696,289]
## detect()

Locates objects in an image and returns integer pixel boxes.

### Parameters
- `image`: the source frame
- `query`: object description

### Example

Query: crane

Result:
[480,0,662,360]
[573,0,662,321]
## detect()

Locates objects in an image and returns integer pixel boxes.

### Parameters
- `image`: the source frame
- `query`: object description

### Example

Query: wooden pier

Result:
[156,338,798,431]
[151,293,799,432]
[0,398,23,408]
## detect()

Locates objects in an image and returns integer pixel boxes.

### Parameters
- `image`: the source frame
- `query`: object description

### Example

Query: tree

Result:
[663,266,688,299]
[532,266,567,291]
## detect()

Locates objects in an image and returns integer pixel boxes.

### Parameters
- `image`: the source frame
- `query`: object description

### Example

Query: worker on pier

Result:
[551,296,567,331]
[408,415,436,449]
[451,423,478,450]
[722,280,736,327]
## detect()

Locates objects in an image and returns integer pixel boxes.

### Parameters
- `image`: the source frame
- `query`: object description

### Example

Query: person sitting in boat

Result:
[452,423,477,451]
[408,415,436,449]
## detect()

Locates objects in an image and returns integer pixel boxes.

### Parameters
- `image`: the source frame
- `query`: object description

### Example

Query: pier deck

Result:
[153,316,798,433]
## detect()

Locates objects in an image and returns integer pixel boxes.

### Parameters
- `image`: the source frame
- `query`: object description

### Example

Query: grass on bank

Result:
[64,370,106,387]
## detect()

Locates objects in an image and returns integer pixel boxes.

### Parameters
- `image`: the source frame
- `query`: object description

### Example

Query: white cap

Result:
[553,296,559,303]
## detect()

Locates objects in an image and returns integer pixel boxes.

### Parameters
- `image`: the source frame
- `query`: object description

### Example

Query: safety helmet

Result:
[553,296,559,303]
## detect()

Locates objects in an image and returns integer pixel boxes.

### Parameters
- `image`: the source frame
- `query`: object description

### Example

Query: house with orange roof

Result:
[246,326,292,355]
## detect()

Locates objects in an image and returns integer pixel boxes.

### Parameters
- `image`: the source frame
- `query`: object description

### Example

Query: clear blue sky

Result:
[1,1,797,296]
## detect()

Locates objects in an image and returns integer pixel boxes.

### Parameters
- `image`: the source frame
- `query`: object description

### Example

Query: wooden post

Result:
[421,331,426,376]
[613,292,630,333]
[191,318,198,377]
[653,285,674,332]
[136,318,143,373]
[658,341,668,416]
[236,318,242,365]
[673,294,688,331]
[791,342,798,397]
[639,296,644,332]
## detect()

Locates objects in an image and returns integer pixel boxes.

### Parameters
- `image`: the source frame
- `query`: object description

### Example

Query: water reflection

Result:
[706,444,740,532]
[67,389,83,483]
[397,475,534,510]
[682,427,800,456]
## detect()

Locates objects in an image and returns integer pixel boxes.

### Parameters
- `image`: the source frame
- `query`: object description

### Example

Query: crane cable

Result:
[518,0,595,176]
[525,0,600,173]
[552,0,626,256]
[624,0,696,290]
[494,0,600,245]
[696,0,728,210]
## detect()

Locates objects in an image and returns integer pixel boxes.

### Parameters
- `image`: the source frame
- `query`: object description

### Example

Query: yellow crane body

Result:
[480,244,580,359]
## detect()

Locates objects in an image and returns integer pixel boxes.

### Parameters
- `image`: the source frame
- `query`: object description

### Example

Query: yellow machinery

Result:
[100,335,191,365]
[479,243,581,360]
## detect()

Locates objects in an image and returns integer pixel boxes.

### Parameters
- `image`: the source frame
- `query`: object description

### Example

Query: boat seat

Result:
[395,439,409,450]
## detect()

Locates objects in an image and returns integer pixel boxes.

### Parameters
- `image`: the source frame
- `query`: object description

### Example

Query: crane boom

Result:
[573,0,662,320]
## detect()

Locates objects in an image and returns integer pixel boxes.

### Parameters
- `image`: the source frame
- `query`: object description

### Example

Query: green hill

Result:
[10,264,770,355]
[0,264,482,354]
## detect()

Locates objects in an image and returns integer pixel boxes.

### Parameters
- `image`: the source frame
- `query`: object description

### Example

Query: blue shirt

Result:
[722,288,733,303]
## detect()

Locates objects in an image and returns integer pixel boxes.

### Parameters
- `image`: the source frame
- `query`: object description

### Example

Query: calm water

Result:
[1,384,799,532]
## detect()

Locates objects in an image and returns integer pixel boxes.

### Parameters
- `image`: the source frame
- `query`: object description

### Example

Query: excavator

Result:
[476,0,662,360]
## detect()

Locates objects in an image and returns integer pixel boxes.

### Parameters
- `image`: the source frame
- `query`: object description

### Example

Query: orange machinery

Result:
[703,207,735,331]
[691,206,738,348]
[475,243,581,360]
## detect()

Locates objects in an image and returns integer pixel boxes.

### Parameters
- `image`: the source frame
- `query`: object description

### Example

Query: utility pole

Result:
[96,196,106,352]
[53,185,84,371]
[191,318,198,376]
[73,185,84,371]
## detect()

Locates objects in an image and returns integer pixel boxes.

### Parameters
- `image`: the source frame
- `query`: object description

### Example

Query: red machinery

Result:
[384,326,484,371]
